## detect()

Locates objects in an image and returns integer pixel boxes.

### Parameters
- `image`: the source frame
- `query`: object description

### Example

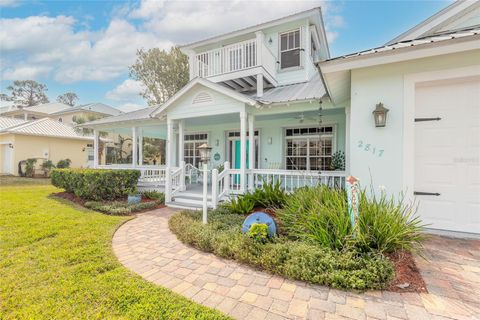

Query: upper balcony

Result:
[190,37,278,91]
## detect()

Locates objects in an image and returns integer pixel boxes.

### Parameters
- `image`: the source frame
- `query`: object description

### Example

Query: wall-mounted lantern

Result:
[197,143,212,164]
[268,37,273,45]
[373,103,389,127]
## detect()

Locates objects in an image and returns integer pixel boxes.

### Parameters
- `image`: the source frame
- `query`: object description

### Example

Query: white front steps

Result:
[168,189,215,210]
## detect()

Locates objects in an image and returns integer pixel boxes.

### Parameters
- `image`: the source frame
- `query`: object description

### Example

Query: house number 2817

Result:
[357,140,384,157]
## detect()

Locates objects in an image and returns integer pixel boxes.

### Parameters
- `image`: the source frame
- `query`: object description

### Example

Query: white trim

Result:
[151,78,258,117]
[387,1,479,44]
[402,64,480,202]
[320,35,480,73]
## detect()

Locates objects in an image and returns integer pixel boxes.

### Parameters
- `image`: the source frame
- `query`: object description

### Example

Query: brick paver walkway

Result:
[112,208,480,320]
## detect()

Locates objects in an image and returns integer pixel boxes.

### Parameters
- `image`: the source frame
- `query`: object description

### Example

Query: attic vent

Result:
[193,92,213,104]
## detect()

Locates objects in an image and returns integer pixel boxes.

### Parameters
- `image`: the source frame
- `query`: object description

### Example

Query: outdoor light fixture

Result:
[373,103,389,127]
[268,37,273,45]
[8,143,13,149]
[197,143,212,164]
[268,137,273,145]
[215,139,219,147]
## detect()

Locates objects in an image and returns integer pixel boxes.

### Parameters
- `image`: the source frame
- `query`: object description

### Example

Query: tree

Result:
[5,80,49,107]
[57,92,78,106]
[129,46,189,106]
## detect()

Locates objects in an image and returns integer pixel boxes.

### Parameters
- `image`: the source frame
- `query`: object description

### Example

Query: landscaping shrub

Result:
[277,185,351,251]
[41,160,55,177]
[227,180,288,215]
[51,169,141,200]
[142,190,165,204]
[84,200,159,215]
[277,185,425,254]
[25,158,37,177]
[56,158,72,168]
[227,196,254,215]
[247,223,270,243]
[357,190,426,254]
[169,210,395,290]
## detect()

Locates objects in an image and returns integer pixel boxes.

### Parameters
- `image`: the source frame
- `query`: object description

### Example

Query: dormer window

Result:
[280,29,301,69]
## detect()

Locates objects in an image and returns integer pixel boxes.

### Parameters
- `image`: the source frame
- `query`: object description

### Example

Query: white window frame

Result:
[283,125,337,171]
[279,28,302,70]
[183,132,208,168]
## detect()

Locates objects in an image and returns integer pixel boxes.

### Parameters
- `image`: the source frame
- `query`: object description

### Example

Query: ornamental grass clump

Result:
[277,185,352,251]
[277,185,426,254]
[357,190,426,254]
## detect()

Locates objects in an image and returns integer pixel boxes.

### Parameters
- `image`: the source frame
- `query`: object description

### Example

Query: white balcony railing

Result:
[193,38,277,80]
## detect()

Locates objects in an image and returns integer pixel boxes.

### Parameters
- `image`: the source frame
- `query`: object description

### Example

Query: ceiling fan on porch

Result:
[293,113,317,123]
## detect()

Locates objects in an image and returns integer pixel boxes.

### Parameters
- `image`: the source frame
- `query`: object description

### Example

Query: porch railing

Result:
[210,161,347,208]
[193,38,277,79]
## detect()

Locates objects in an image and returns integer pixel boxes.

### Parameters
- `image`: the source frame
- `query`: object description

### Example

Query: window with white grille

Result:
[285,126,334,170]
[183,133,208,167]
[280,29,301,69]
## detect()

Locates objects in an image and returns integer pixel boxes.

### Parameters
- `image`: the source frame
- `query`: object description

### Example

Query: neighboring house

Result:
[82,2,480,235]
[0,102,122,125]
[0,117,94,175]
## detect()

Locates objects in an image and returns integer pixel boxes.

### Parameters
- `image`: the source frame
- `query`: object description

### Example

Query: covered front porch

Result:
[89,105,348,208]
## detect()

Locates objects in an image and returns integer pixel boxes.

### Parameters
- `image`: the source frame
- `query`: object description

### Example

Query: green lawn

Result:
[0,178,229,319]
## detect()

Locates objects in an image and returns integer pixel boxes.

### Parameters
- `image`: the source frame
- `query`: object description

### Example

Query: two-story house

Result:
[83,2,480,235]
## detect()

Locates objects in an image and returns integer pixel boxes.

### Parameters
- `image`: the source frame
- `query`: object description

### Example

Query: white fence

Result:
[211,161,347,208]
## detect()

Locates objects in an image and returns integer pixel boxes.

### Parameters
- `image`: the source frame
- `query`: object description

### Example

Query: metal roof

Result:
[0,118,93,140]
[51,102,123,116]
[244,73,326,104]
[13,102,71,115]
[0,117,27,130]
[325,27,480,62]
[81,107,158,126]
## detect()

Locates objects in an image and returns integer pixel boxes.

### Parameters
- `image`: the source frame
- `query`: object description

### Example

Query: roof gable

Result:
[151,78,258,117]
[387,1,480,44]
[0,118,92,140]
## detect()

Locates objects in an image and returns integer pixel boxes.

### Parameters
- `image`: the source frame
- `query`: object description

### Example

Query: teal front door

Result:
[234,140,249,169]
[233,140,249,184]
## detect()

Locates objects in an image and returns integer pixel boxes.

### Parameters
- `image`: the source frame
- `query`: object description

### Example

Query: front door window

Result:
[183,133,208,168]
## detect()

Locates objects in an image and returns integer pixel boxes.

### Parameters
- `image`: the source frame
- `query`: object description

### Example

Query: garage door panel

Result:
[415,77,480,234]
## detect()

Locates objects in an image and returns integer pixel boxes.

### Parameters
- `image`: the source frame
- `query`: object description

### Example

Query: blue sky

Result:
[0,0,451,111]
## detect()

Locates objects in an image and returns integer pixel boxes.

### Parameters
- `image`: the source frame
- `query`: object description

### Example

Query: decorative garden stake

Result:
[346,175,360,234]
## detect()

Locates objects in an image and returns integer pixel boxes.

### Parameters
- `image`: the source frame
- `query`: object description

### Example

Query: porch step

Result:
[172,196,212,207]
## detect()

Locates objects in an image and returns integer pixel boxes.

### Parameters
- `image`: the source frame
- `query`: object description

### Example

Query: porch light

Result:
[373,103,389,127]
[198,143,212,163]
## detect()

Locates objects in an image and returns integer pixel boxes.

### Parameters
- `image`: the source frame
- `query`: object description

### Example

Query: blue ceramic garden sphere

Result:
[242,212,277,236]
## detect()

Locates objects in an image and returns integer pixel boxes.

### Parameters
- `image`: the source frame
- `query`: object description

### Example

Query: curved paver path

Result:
[113,208,480,320]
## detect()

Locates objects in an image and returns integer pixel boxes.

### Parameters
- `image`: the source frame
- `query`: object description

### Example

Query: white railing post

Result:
[248,114,255,190]
[132,126,137,168]
[224,161,230,196]
[202,163,208,224]
[211,168,218,209]
[180,160,186,191]
[165,168,171,203]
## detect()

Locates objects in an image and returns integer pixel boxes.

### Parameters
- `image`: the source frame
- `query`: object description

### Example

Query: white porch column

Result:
[248,113,255,191]
[132,126,137,168]
[255,31,264,97]
[240,111,247,193]
[178,120,184,164]
[24,112,28,121]
[345,106,351,174]
[93,129,99,169]
[138,128,143,166]
[165,118,174,203]
[178,120,185,190]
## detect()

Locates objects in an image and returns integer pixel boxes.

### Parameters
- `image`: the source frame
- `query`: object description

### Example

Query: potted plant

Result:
[127,188,142,204]
[41,160,55,177]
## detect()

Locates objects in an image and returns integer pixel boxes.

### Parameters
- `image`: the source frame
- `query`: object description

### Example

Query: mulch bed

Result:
[387,251,427,293]
[52,192,165,215]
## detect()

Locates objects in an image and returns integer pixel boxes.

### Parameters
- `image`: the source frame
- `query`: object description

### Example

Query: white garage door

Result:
[415,77,480,234]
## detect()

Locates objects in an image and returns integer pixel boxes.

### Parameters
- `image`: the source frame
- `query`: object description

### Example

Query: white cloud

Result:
[106,79,144,101]
[0,15,172,83]
[2,66,52,80]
